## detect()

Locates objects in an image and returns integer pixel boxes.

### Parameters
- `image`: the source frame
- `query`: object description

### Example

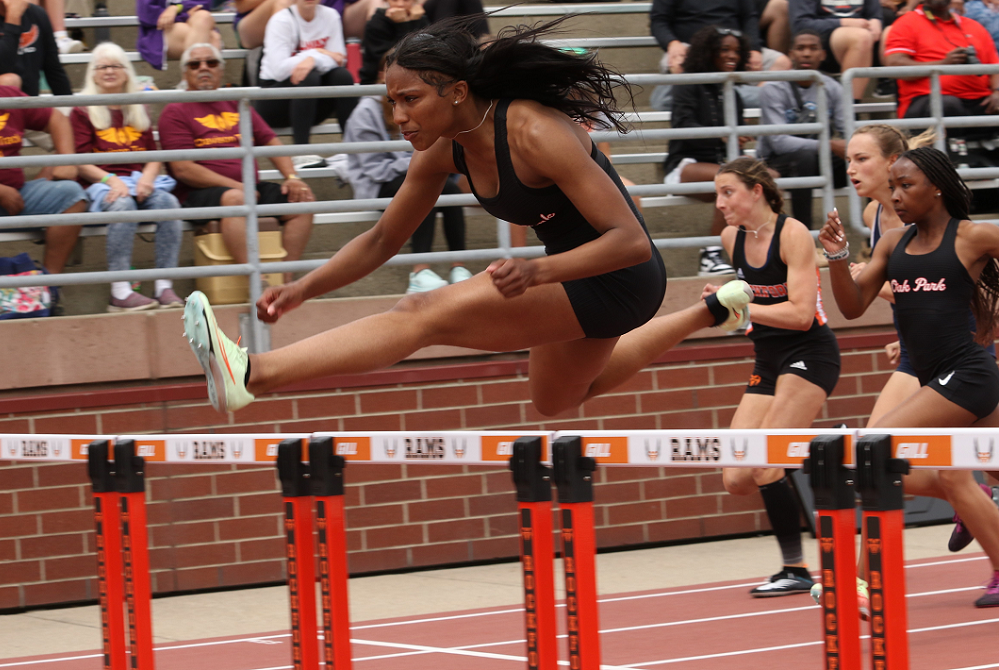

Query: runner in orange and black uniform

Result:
[711,157,840,597]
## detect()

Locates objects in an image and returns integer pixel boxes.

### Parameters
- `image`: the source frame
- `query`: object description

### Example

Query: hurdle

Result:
[2,427,996,670]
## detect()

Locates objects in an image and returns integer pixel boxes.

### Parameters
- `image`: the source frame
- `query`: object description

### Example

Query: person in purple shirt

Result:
[137,0,221,70]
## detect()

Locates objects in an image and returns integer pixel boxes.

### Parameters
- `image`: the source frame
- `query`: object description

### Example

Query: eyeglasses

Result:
[185,59,221,70]
[715,27,743,37]
[94,64,125,72]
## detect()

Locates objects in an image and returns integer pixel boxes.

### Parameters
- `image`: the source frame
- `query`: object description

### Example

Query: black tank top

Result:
[733,214,829,341]
[451,99,646,255]
[889,218,982,378]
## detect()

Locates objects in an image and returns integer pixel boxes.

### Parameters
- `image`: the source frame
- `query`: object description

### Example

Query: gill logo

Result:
[645,439,661,461]
[731,439,747,461]
[787,442,810,458]
[896,442,929,459]
[96,126,143,146]
[976,439,994,464]
[584,443,612,458]
[195,112,240,131]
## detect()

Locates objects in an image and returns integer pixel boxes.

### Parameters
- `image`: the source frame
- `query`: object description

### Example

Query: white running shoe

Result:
[716,279,753,332]
[406,269,449,294]
[57,36,84,54]
[449,266,473,284]
[698,246,734,276]
[183,291,255,413]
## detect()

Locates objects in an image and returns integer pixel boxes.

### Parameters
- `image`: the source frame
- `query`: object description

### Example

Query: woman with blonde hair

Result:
[71,42,184,311]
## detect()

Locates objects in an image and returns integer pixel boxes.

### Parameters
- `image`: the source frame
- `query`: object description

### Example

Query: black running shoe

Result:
[750,570,814,597]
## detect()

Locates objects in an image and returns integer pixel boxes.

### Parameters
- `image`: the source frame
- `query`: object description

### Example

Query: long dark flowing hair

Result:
[385,15,632,132]
[901,146,999,344]
[683,25,750,74]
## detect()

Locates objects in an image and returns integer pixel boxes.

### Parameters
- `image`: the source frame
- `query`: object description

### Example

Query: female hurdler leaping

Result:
[182,18,754,417]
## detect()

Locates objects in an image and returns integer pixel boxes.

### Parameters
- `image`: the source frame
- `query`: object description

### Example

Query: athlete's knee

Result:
[938,469,976,496]
[723,468,755,495]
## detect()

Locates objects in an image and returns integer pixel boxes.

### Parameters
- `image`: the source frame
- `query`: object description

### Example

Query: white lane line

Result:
[1,554,989,669]
[946,663,999,670]
[354,638,637,669]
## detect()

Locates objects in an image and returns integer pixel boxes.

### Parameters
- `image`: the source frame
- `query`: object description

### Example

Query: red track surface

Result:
[4,554,998,670]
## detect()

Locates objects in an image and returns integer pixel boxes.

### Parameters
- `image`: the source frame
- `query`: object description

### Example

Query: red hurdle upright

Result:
[311,437,353,670]
[857,434,910,670]
[277,438,321,670]
[510,436,558,670]
[552,436,601,670]
[86,440,127,670]
[806,434,862,670]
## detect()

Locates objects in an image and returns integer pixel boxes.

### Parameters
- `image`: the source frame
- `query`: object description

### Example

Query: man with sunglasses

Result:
[158,43,315,276]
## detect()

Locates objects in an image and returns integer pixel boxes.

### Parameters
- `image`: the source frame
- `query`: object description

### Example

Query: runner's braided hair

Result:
[717,157,783,214]
[901,146,999,344]
[385,15,632,133]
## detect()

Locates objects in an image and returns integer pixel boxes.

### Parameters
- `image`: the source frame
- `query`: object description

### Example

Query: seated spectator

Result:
[359,0,428,85]
[0,84,86,279]
[255,0,357,169]
[137,0,222,71]
[421,0,487,37]
[885,0,999,130]
[343,63,469,293]
[0,0,72,97]
[236,0,362,49]
[759,29,848,228]
[158,44,315,276]
[71,43,185,312]
[649,0,791,109]
[29,0,82,53]
[789,0,882,102]
[663,25,747,276]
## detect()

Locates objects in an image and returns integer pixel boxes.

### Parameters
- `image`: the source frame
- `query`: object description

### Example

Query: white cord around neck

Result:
[454,99,495,136]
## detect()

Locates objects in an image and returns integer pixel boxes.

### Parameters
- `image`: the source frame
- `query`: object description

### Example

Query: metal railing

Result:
[0,71,835,351]
[842,63,999,232]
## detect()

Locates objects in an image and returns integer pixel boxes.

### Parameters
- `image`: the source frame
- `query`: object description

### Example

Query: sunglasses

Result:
[185,59,221,70]
[715,27,743,37]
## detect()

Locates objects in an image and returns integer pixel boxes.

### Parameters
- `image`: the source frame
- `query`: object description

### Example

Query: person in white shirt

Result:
[254,0,358,168]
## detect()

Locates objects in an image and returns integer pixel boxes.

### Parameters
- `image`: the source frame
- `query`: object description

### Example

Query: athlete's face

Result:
[714,172,759,225]
[385,65,455,151]
[889,158,937,223]
[846,132,894,198]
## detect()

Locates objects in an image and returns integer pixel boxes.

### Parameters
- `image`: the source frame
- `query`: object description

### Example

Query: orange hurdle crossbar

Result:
[510,437,558,670]
[277,439,321,670]
[552,436,601,670]
[806,434,862,670]
[87,440,127,670]
[310,437,353,670]
[857,435,910,670]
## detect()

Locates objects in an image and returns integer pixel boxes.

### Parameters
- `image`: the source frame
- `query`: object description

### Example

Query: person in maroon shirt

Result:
[158,43,315,273]
[72,42,185,312]
[0,84,85,283]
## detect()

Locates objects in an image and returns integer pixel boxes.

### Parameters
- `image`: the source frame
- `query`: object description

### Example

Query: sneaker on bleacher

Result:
[108,292,158,312]
[406,269,448,294]
[57,36,84,54]
[292,155,326,170]
[326,154,350,181]
[698,246,734,277]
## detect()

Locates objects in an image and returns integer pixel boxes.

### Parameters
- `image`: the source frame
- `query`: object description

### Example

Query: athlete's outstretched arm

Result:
[819,208,893,318]
[256,146,452,321]
[487,103,651,297]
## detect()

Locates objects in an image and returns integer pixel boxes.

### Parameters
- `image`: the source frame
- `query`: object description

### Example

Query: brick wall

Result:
[0,332,895,611]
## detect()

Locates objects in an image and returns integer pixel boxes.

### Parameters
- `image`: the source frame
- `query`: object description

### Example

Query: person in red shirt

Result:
[157,43,315,273]
[0,84,85,282]
[72,42,185,312]
[884,0,999,122]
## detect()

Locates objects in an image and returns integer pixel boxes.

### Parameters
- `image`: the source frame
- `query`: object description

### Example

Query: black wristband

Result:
[704,293,730,327]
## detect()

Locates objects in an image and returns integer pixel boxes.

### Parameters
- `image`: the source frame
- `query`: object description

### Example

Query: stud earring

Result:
[936,192,941,197]
[454,100,458,105]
